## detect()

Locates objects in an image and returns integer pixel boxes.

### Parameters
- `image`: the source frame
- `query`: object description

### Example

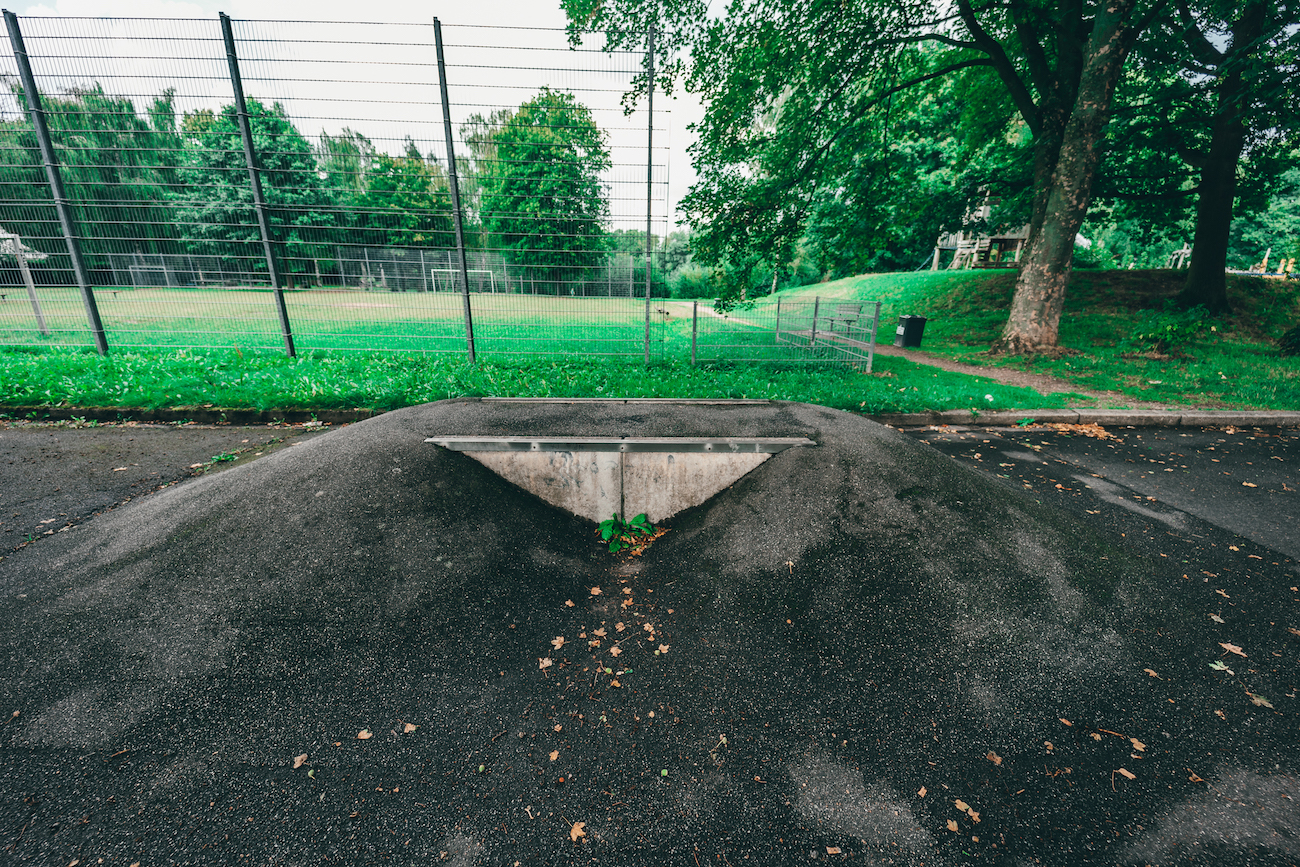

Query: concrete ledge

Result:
[1179,410,1300,427]
[1,405,376,425]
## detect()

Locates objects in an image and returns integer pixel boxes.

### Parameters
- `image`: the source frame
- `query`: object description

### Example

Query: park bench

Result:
[825,303,862,333]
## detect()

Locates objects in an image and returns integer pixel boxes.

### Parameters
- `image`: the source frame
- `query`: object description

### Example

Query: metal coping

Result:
[425,436,815,453]
[479,398,771,405]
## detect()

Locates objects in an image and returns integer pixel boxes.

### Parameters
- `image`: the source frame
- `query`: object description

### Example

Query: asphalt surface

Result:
[0,402,1298,866]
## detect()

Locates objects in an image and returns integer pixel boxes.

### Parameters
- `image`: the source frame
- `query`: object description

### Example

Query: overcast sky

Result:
[6,0,704,227]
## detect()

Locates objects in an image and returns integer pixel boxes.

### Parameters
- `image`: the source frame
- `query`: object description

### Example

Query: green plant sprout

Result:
[598,512,655,553]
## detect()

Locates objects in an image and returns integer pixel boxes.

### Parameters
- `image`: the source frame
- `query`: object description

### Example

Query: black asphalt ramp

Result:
[1,400,1297,866]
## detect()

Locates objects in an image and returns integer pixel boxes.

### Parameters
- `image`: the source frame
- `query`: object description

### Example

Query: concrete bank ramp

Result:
[0,399,1291,866]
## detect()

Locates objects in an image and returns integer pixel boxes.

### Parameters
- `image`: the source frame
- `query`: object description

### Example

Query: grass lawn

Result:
[767,269,1300,410]
[2,269,1295,414]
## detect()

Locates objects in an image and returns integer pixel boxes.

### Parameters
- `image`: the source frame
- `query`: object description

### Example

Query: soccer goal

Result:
[429,268,499,293]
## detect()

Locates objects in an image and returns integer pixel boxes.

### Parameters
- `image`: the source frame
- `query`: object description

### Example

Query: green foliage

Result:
[1129,306,1216,355]
[478,88,611,293]
[352,144,454,249]
[598,512,655,553]
[1280,324,1300,357]
[173,98,339,278]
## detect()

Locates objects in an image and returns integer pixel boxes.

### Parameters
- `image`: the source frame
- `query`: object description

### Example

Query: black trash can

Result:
[894,315,927,348]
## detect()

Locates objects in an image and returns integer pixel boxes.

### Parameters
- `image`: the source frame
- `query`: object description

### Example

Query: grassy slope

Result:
[768,269,1300,410]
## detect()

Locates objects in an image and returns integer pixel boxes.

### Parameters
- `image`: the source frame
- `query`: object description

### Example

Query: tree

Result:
[1159,2,1299,311]
[173,98,339,283]
[0,83,181,272]
[476,88,611,293]
[566,0,1171,352]
[351,140,455,249]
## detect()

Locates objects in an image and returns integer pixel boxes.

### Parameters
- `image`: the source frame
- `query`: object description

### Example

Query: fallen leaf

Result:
[593,628,607,637]
[357,730,372,740]
[554,724,562,732]
[643,623,654,632]
[590,587,601,596]
[1188,770,1205,782]
[1059,718,1072,726]
[917,786,927,797]
[609,646,622,657]
[1143,668,1159,678]
[968,810,980,823]
[565,600,575,607]
[1247,692,1274,709]
[623,588,632,595]
[826,846,842,855]
[621,598,632,608]
[1091,733,1102,741]
[946,819,959,832]
[404,723,418,733]
[1288,627,1300,637]
[1130,738,1146,752]
[1229,545,1240,551]
[955,799,970,813]
[539,657,554,670]
[611,679,621,687]
[570,821,586,842]
[1214,710,1226,720]
[1209,660,1234,674]
[549,750,559,761]
[658,644,669,654]
[615,622,626,632]
[551,636,566,650]
[293,753,308,769]
[1117,768,1135,780]
[1044,741,1054,751]
[1242,482,1257,487]
[1210,614,1225,624]
[1220,642,1246,657]
[188,463,203,469]
[987,751,1002,766]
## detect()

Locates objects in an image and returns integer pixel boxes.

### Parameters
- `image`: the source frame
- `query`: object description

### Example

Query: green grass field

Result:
[3,269,1296,413]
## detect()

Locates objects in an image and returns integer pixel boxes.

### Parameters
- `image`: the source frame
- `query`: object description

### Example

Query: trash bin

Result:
[894,315,927,348]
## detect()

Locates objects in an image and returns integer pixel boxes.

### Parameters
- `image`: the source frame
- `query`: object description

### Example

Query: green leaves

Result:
[599,512,656,553]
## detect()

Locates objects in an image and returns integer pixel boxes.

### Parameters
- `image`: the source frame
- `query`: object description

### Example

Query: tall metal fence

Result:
[0,15,869,366]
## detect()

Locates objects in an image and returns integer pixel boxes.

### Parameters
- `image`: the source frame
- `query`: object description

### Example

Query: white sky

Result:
[6,0,705,228]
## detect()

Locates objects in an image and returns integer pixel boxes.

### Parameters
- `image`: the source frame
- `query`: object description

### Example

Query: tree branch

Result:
[956,0,1042,135]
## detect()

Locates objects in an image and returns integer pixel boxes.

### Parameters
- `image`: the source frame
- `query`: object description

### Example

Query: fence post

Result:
[219,13,296,358]
[691,300,697,366]
[810,297,820,347]
[434,18,476,364]
[5,11,107,354]
[867,300,881,373]
[643,27,655,365]
[774,296,781,341]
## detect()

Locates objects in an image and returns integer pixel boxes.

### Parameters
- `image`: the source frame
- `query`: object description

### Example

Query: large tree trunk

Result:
[995,1,1140,354]
[1177,3,1266,314]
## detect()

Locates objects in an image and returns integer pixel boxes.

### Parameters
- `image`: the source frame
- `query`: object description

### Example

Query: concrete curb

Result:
[3,404,1299,429]
[870,408,1300,428]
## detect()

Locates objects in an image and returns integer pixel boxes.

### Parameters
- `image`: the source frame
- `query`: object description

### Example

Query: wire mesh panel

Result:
[0,15,670,357]
[468,293,665,359]
[685,298,881,365]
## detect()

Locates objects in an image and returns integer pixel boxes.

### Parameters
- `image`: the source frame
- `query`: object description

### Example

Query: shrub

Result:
[1129,305,1216,355]
[1280,323,1300,357]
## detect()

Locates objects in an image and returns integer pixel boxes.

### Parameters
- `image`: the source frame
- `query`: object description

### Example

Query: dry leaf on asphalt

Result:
[955,799,970,813]
[539,657,554,670]
[968,810,981,823]
[590,587,601,596]
[946,819,958,832]
[1220,642,1246,657]
[1130,738,1146,752]
[551,636,565,650]
[1243,482,1258,487]
[615,622,626,632]
[565,600,575,607]
[826,846,842,855]
[1247,692,1274,708]
[1144,669,1159,678]
[1059,718,1072,726]
[1287,627,1300,637]
[987,751,1002,766]
[404,723,418,733]
[549,750,559,761]
[1210,614,1225,623]
[293,753,308,769]
[570,821,586,842]
[593,628,607,637]
[609,646,622,657]
[658,644,670,654]
[1117,768,1136,780]
[357,730,372,740]
[917,786,927,797]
